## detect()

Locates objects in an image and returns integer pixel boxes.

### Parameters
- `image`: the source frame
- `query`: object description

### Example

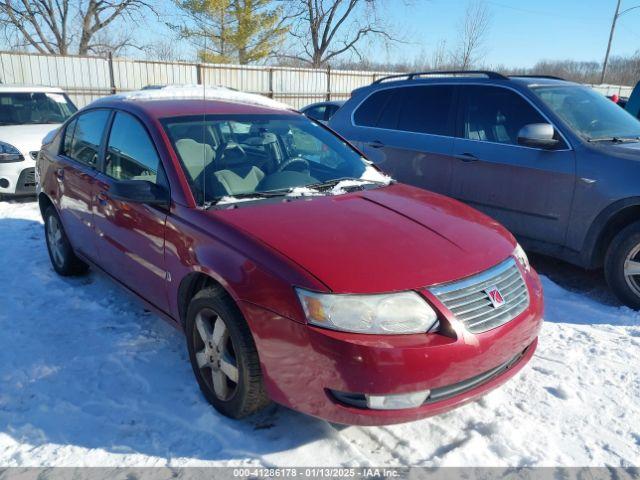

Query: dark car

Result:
[300,100,345,123]
[329,70,640,308]
[36,86,542,425]
[626,81,640,119]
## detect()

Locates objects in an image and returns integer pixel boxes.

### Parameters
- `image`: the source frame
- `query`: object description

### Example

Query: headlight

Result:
[513,243,530,272]
[0,141,24,163]
[296,288,439,334]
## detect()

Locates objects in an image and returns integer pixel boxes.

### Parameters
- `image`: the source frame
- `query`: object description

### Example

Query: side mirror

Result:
[109,180,170,208]
[517,123,560,149]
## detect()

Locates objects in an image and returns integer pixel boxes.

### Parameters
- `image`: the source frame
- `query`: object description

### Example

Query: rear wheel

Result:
[185,287,269,419]
[605,221,640,309]
[43,205,88,276]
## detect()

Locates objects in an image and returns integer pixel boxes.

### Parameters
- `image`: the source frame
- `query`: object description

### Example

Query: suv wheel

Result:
[43,205,88,276]
[605,221,640,309]
[185,287,269,419]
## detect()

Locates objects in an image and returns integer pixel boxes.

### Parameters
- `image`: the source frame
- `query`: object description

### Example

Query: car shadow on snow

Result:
[0,214,337,464]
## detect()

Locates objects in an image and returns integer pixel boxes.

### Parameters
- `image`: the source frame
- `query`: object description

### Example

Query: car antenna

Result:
[201,38,207,204]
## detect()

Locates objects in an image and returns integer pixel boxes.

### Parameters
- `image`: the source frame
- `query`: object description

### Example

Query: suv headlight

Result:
[0,141,24,163]
[296,288,439,334]
[513,243,530,272]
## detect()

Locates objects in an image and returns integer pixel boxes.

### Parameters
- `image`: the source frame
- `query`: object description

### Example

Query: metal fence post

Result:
[268,68,274,98]
[326,65,331,101]
[107,52,116,94]
[196,63,203,85]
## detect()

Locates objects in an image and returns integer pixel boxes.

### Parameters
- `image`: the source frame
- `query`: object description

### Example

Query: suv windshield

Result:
[0,91,77,126]
[162,114,388,205]
[531,85,640,141]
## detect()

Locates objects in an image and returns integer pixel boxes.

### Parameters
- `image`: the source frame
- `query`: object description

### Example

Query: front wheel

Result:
[43,206,88,276]
[605,221,640,309]
[185,287,269,419]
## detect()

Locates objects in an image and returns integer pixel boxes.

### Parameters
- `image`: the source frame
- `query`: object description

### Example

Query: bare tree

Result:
[431,39,449,70]
[0,0,156,55]
[281,0,402,67]
[453,0,491,70]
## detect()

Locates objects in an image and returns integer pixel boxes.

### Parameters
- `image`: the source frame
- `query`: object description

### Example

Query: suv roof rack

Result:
[509,74,566,81]
[372,70,507,84]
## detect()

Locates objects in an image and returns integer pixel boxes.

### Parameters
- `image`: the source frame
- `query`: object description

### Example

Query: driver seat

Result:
[214,167,265,196]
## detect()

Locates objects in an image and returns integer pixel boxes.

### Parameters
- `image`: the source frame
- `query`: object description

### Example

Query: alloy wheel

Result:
[623,242,640,297]
[193,308,239,401]
[47,214,65,269]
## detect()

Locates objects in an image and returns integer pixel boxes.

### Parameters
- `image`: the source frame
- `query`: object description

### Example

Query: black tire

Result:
[605,221,640,309]
[43,205,88,276]
[185,287,269,419]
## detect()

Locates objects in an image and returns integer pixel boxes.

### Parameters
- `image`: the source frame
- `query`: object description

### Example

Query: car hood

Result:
[213,183,516,293]
[0,124,61,156]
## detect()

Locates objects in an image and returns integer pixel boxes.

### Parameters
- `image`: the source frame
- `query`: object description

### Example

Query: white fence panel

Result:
[0,52,111,106]
[1,51,635,109]
[201,64,271,96]
[113,59,198,91]
[590,84,634,97]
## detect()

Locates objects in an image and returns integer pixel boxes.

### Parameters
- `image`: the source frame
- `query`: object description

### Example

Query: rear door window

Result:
[324,104,340,120]
[459,86,548,145]
[354,89,395,127]
[304,105,327,121]
[396,85,455,136]
[63,109,110,167]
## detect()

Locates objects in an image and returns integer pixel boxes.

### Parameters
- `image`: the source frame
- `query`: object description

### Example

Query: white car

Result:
[0,86,77,197]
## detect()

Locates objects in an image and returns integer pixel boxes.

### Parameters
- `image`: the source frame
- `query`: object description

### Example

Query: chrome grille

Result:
[429,258,529,333]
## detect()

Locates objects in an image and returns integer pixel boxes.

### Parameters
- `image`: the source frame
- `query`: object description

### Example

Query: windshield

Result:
[0,91,77,126]
[162,114,389,205]
[531,85,640,141]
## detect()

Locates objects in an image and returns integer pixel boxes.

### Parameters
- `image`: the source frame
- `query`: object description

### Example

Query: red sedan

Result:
[36,87,543,426]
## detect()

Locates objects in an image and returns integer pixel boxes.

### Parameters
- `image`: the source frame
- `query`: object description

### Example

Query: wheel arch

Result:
[584,197,640,268]
[176,270,236,329]
[38,192,55,219]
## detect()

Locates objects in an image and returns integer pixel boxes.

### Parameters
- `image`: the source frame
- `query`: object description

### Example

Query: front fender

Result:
[165,205,327,325]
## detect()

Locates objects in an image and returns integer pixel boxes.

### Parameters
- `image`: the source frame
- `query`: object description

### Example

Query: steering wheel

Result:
[215,141,247,163]
[275,157,310,173]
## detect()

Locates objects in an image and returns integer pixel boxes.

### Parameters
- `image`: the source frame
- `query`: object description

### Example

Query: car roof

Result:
[88,85,297,118]
[356,74,578,95]
[302,100,345,110]
[0,85,66,93]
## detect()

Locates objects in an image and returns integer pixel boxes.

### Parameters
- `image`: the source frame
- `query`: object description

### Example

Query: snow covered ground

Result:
[0,199,638,467]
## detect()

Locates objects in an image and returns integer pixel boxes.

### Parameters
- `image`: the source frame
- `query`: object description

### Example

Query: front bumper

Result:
[0,157,37,195]
[243,267,544,426]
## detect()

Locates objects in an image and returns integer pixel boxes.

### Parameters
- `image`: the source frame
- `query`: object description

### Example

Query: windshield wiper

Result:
[206,190,289,208]
[588,136,640,143]
[306,177,386,191]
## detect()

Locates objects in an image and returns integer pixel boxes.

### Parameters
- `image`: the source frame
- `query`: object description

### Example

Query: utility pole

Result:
[601,0,640,84]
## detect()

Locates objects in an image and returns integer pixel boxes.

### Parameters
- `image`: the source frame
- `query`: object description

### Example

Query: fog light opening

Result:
[0,178,9,189]
[365,390,431,410]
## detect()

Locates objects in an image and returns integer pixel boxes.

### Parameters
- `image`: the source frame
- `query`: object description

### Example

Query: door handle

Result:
[368,140,385,149]
[55,168,64,181]
[454,153,479,162]
[96,191,109,206]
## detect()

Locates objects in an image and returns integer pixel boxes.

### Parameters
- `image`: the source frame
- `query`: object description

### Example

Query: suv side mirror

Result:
[109,180,170,208]
[517,123,560,149]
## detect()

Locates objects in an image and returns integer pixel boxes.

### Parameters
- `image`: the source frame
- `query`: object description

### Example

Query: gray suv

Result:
[329,71,640,308]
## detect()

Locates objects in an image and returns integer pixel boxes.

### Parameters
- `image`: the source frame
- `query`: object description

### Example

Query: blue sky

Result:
[146,0,639,68]
[374,0,640,67]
